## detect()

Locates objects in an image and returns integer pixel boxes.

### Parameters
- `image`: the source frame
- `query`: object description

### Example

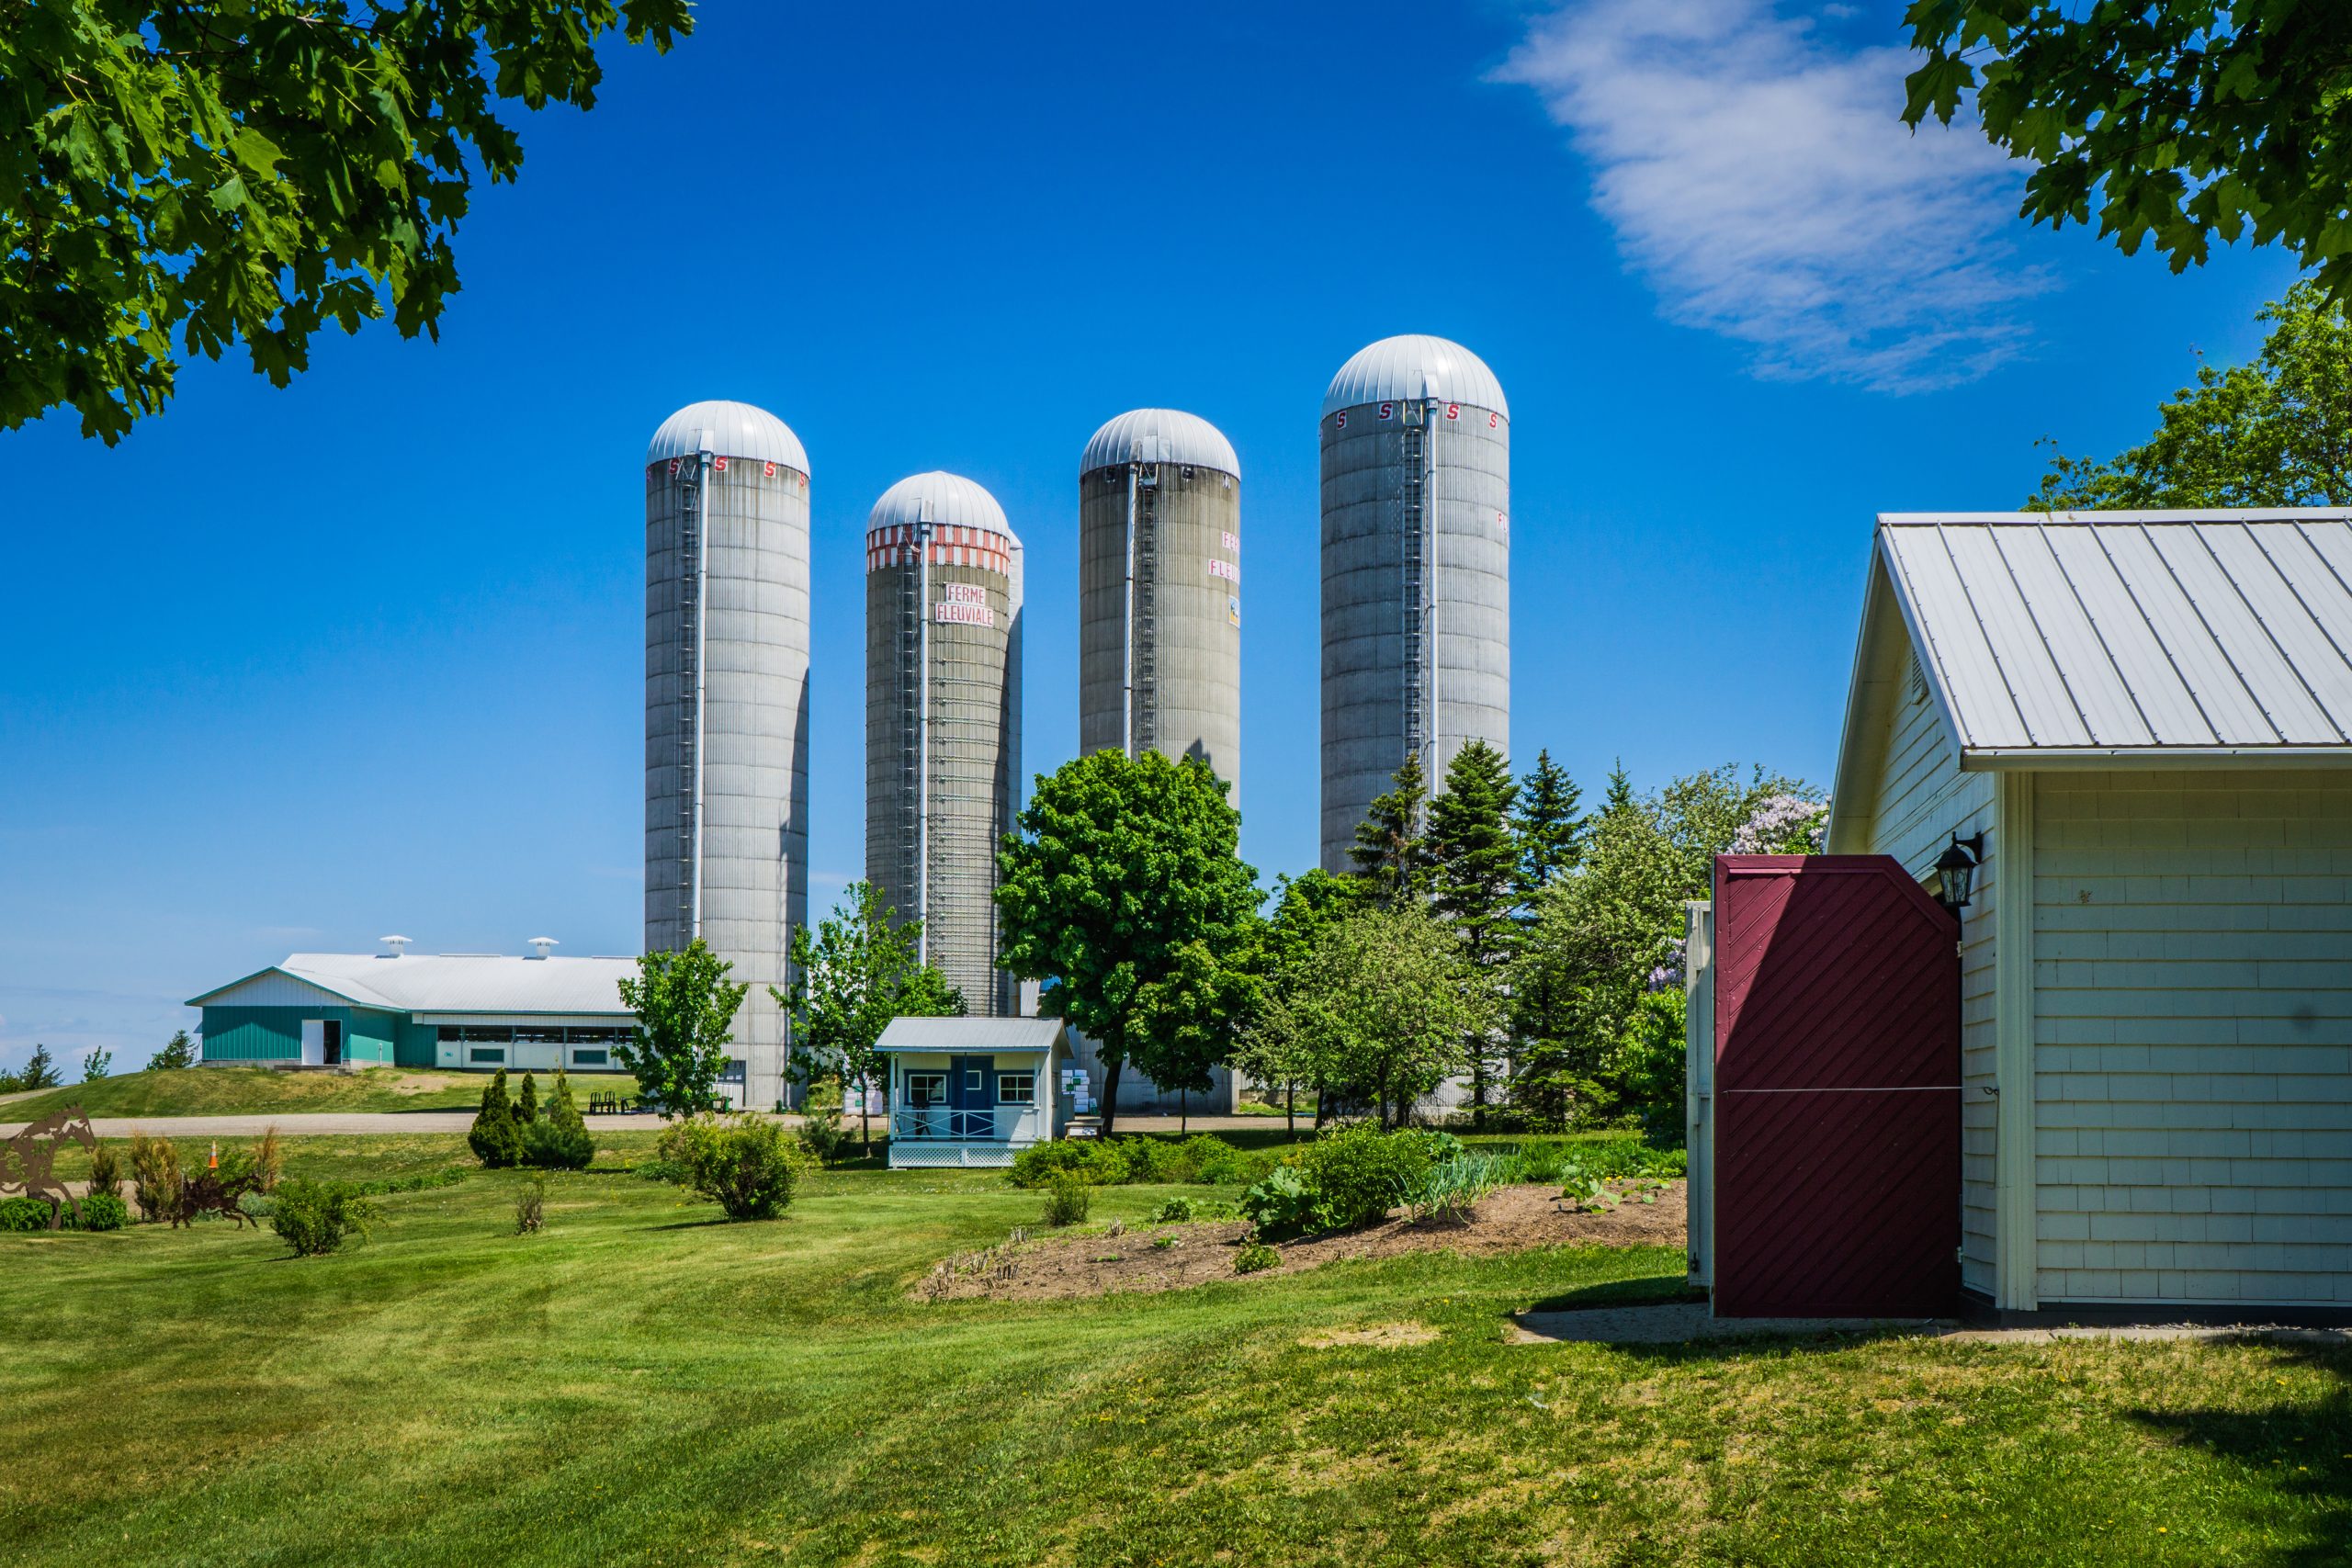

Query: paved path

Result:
[1510,1303,2352,1348]
[0,1110,1291,1139]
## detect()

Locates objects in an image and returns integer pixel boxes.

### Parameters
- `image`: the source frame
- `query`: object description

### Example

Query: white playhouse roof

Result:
[873,1017,1066,1054]
[1851,511,2352,768]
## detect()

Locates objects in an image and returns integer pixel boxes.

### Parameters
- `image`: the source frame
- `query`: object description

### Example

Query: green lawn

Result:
[3,1066,494,1120]
[3,1136,2346,1567]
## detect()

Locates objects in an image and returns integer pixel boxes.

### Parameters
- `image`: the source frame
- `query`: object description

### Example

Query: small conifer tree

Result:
[515,1071,539,1126]
[468,1068,521,1168]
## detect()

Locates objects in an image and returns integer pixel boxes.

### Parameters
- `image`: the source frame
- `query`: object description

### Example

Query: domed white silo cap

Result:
[868,471,1015,543]
[1322,334,1508,420]
[646,400,809,474]
[1081,409,1240,479]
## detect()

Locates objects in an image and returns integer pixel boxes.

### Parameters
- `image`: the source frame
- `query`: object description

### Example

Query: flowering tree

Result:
[1727,794,1829,856]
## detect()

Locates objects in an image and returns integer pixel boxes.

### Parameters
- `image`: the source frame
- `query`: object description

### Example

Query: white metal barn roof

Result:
[1872,511,2352,763]
[1080,409,1241,479]
[873,1016,1066,1053]
[867,471,1013,539]
[1322,333,1509,420]
[189,953,639,1016]
[645,400,809,474]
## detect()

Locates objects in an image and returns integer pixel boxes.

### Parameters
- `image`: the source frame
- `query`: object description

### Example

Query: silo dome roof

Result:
[868,471,1012,539]
[1081,409,1240,479]
[1322,334,1508,420]
[646,400,809,473]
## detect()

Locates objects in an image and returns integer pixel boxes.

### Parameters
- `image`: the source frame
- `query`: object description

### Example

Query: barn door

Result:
[1712,855,1961,1318]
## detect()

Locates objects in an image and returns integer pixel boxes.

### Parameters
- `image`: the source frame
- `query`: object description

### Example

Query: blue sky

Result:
[0,0,2301,1069]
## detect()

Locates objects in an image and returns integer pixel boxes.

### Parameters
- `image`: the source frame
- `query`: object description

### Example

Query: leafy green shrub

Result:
[238,1191,277,1220]
[1234,1239,1280,1274]
[468,1068,522,1168]
[796,1107,851,1165]
[0,1196,52,1232]
[1011,1134,1283,1190]
[268,1179,380,1258]
[129,1130,181,1223]
[86,1143,123,1202]
[519,1116,593,1171]
[1239,1166,1315,1234]
[676,1114,801,1221]
[1295,1123,1434,1230]
[75,1192,129,1232]
[1042,1172,1091,1227]
[1010,1138,1117,1188]
[1150,1194,1238,1224]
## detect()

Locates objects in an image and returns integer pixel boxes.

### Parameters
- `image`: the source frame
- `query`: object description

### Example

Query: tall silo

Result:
[644,400,811,1111]
[1079,410,1242,799]
[865,472,1022,1017]
[1319,334,1510,872]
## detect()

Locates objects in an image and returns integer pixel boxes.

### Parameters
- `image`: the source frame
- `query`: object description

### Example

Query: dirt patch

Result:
[1301,1321,1439,1348]
[918,1180,1685,1302]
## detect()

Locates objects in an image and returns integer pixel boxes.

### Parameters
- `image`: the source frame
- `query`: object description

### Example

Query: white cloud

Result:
[1495,0,2050,392]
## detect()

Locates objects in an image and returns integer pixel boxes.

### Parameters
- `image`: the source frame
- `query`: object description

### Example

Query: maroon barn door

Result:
[1713,855,1960,1318]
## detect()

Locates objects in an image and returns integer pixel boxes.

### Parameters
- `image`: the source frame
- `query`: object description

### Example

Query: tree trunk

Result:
[1284,1080,1295,1138]
[1100,1055,1124,1138]
[1180,1086,1188,1134]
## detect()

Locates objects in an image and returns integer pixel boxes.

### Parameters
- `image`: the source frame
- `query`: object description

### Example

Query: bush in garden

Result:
[251,1125,284,1192]
[515,1072,539,1126]
[519,1115,593,1171]
[520,1071,594,1169]
[467,1068,521,1168]
[1238,1166,1316,1235]
[676,1114,800,1221]
[268,1179,379,1258]
[85,1142,124,1203]
[0,1196,52,1232]
[1009,1139,1115,1188]
[129,1130,182,1223]
[1041,1173,1091,1227]
[74,1192,128,1232]
[796,1105,851,1165]
[1233,1238,1280,1274]
[1294,1122,1435,1231]
[1150,1194,1236,1224]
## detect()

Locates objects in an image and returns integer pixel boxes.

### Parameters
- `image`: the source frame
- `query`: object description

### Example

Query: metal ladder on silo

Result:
[676,461,704,942]
[898,556,922,909]
[1134,465,1159,753]
[1399,421,1427,769]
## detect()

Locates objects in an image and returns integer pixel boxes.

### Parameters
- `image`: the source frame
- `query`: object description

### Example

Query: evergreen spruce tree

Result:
[521,1068,594,1170]
[1514,749,1586,897]
[1601,760,1634,817]
[515,1072,539,1126]
[1347,752,1431,907]
[1427,739,1520,1127]
[467,1068,521,1168]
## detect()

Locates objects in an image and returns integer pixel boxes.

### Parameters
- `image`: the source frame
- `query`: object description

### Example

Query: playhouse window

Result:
[998,1072,1035,1105]
[907,1073,946,1108]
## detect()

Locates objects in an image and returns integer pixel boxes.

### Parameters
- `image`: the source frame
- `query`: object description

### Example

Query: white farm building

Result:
[1826,509,2352,1319]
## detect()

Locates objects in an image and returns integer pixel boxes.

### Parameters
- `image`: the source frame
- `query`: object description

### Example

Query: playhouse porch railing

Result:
[892,1107,1016,1142]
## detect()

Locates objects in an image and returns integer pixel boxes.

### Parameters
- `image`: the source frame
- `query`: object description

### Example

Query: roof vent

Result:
[527,937,560,960]
[379,935,412,958]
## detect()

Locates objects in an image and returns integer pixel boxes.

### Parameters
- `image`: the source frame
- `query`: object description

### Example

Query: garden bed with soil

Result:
[919,1179,1685,1302]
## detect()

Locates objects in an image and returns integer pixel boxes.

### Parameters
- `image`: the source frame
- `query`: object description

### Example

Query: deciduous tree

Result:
[1272,905,1487,1130]
[775,880,965,1155]
[995,750,1259,1136]
[615,939,747,1119]
[1905,2,2352,290]
[2,0,691,442]
[2030,280,2352,509]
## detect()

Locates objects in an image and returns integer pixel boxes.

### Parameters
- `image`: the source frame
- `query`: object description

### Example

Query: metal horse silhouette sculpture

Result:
[2,1107,96,1230]
[171,1166,265,1228]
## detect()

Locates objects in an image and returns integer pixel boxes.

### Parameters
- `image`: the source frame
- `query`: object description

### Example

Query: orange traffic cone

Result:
[209,1140,219,1170]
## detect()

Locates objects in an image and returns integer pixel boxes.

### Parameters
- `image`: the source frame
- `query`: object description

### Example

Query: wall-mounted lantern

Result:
[1933,832,1984,916]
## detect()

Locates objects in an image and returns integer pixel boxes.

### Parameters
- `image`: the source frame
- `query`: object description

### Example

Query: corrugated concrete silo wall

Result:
[1319,392,1509,871]
[1078,412,1242,801]
[865,513,1020,1017]
[646,424,810,1112]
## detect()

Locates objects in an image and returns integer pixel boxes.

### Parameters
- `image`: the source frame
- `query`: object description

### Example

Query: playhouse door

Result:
[1712,854,1962,1318]
[949,1055,993,1139]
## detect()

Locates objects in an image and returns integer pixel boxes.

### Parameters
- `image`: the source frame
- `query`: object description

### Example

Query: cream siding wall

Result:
[2033,771,2352,1305]
[1858,644,1999,1295]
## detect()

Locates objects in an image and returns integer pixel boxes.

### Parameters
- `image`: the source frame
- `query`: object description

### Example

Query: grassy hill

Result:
[2,1134,2342,1566]
[2,1065,484,1121]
